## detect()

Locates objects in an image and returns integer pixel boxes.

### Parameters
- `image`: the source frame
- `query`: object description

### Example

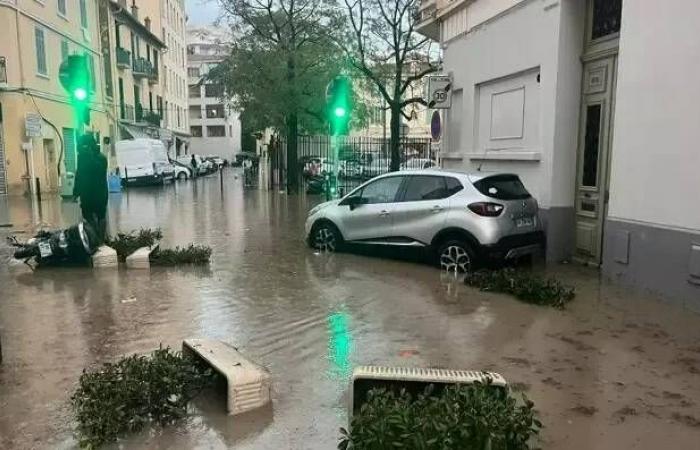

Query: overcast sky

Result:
[186,0,220,26]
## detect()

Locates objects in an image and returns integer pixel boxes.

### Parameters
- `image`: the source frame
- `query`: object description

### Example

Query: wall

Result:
[603,0,700,309]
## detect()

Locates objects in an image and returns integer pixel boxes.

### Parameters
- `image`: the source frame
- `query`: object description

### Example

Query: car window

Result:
[445,177,464,196]
[473,174,531,200]
[402,175,448,201]
[360,176,404,204]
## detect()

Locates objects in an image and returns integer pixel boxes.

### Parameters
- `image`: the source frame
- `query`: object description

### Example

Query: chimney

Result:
[144,17,151,31]
[131,0,138,19]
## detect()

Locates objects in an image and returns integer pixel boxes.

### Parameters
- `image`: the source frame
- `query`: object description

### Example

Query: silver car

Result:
[305,169,544,272]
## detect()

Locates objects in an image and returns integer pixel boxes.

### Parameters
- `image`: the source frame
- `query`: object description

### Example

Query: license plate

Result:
[38,241,53,258]
[515,217,534,228]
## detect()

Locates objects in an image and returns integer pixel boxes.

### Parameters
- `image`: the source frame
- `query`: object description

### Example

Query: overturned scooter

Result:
[7,221,100,267]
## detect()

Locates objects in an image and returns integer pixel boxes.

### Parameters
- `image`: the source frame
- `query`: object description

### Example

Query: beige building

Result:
[0,0,113,196]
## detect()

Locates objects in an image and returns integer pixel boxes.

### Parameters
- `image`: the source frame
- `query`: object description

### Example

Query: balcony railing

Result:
[120,103,135,121]
[132,57,156,79]
[134,104,161,127]
[116,47,131,69]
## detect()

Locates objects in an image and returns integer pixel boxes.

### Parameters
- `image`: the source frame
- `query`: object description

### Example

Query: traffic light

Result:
[327,76,353,136]
[59,55,91,124]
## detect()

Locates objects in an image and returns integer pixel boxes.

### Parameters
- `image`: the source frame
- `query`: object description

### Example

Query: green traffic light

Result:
[334,107,346,118]
[74,88,88,101]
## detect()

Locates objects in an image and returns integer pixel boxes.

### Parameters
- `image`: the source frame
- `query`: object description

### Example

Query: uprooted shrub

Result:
[340,381,541,450]
[71,347,218,448]
[149,244,212,266]
[106,228,163,261]
[465,268,575,308]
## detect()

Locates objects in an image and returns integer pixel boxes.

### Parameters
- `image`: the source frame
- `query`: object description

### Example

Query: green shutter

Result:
[79,0,88,29]
[63,128,77,174]
[35,27,47,75]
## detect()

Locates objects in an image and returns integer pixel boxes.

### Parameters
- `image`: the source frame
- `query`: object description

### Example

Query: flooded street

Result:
[1,171,699,449]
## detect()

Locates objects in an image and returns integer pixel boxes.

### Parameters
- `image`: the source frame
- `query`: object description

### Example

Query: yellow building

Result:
[0,0,114,196]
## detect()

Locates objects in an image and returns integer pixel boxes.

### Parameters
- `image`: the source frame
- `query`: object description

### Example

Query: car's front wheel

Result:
[310,222,342,252]
[437,240,476,273]
[177,172,188,181]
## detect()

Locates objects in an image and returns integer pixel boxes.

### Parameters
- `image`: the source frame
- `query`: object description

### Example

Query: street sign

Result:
[427,76,452,109]
[25,113,42,137]
[431,111,441,142]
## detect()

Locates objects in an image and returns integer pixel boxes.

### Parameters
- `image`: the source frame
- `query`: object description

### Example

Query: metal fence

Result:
[268,135,435,195]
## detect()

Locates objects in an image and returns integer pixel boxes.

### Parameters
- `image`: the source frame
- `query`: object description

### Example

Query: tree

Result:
[213,0,344,193]
[341,0,439,171]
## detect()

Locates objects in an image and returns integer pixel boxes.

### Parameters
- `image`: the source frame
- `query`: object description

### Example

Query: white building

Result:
[159,0,190,155]
[416,0,700,309]
[186,27,241,161]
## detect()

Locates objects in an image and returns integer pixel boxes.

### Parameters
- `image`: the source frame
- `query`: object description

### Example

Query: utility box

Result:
[60,172,75,198]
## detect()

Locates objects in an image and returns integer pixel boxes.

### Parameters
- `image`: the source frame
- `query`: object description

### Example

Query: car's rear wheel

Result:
[437,240,476,273]
[177,172,187,181]
[310,222,342,252]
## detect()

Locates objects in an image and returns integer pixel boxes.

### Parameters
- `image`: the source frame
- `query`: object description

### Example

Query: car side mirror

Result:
[343,196,367,210]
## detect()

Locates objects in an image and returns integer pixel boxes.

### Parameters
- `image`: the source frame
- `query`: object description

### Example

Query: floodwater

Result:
[1,171,699,449]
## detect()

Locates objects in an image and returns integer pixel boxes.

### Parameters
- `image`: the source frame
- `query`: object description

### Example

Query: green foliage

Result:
[464,269,575,308]
[106,228,162,261]
[149,245,212,266]
[71,347,217,448]
[340,382,541,450]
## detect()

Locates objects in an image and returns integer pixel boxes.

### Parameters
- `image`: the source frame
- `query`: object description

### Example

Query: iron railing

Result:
[116,47,131,68]
[120,103,135,121]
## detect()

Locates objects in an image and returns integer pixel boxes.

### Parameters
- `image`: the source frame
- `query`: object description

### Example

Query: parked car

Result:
[361,157,392,179]
[170,160,192,180]
[176,155,208,176]
[115,139,174,186]
[401,158,437,171]
[305,170,544,272]
[205,156,225,169]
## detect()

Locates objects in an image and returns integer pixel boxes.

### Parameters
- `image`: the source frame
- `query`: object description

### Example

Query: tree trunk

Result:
[286,113,299,194]
[389,102,402,172]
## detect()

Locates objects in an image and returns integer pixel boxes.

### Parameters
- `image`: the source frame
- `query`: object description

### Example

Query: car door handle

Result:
[431,205,443,213]
[380,210,390,217]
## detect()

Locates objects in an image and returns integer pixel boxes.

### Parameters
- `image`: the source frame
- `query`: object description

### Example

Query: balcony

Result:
[414,0,439,41]
[134,104,161,127]
[116,47,131,69]
[132,57,156,79]
[120,103,135,122]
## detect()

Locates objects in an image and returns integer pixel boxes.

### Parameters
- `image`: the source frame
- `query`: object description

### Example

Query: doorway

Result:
[574,0,622,264]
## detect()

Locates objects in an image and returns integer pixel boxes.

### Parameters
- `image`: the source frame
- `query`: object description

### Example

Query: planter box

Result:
[126,245,157,269]
[92,245,118,268]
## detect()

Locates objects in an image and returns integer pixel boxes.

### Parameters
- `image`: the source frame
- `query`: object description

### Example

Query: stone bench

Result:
[182,339,272,416]
[125,246,156,269]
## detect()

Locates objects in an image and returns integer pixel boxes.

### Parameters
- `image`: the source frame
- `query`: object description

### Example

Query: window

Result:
[79,0,88,29]
[188,67,199,77]
[206,104,225,119]
[189,105,201,119]
[61,40,69,60]
[402,176,449,202]
[191,126,202,137]
[207,125,226,137]
[86,53,96,92]
[204,83,224,98]
[57,0,67,17]
[357,176,404,205]
[591,0,622,40]
[35,27,47,76]
[473,174,531,200]
[581,104,602,187]
[445,177,464,196]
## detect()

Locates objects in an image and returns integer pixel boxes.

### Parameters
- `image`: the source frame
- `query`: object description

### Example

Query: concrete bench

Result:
[91,245,118,268]
[183,339,272,416]
[125,246,156,269]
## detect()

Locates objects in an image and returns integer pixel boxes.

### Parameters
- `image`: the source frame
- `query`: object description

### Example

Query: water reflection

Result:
[327,311,353,379]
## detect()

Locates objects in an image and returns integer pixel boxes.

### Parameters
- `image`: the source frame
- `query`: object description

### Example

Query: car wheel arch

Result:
[310,218,345,240]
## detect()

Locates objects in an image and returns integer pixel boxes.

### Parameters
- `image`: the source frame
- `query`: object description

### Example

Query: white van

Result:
[115,139,175,185]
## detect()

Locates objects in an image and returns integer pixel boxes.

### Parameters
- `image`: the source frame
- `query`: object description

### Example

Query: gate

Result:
[269,135,434,196]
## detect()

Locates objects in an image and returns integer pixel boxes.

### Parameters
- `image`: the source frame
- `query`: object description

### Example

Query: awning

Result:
[120,123,151,139]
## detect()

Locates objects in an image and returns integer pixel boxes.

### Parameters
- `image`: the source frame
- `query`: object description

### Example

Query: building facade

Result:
[0,0,113,196]
[416,0,700,309]
[187,27,241,161]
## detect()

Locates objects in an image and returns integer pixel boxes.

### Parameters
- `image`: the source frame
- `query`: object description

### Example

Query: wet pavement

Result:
[1,170,699,449]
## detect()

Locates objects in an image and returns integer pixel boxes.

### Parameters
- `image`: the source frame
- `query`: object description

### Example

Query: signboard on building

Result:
[25,113,43,137]
[427,76,452,109]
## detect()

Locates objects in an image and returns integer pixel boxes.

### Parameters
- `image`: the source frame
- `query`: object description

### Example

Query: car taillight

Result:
[468,202,504,217]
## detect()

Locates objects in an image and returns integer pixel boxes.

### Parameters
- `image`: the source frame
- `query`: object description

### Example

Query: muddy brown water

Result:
[1,172,699,449]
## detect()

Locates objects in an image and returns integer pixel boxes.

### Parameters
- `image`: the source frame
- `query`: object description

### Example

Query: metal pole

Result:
[35,177,41,201]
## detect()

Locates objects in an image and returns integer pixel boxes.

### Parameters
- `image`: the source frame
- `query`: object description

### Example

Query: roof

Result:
[110,1,166,49]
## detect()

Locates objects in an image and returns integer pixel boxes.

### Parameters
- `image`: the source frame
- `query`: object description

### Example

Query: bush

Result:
[149,244,212,266]
[340,381,541,450]
[464,269,575,308]
[106,228,162,261]
[71,347,217,448]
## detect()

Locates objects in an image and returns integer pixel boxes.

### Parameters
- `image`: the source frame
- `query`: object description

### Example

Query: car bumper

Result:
[480,231,545,261]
